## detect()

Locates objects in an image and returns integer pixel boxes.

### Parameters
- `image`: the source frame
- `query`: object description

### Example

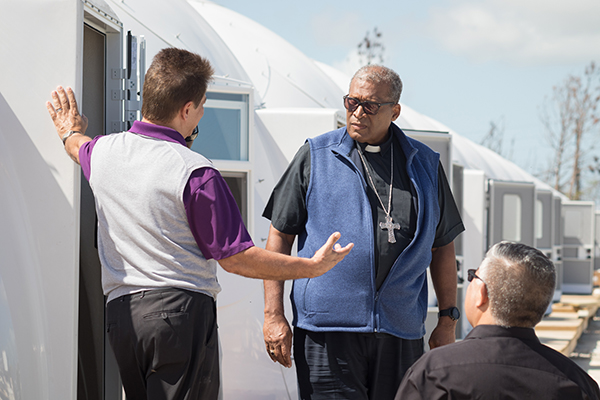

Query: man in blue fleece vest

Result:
[262,65,465,399]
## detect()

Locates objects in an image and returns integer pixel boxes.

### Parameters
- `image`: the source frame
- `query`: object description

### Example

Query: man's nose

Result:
[353,104,367,118]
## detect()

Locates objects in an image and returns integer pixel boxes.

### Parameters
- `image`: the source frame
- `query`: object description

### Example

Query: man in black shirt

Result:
[396,241,600,400]
[262,64,465,399]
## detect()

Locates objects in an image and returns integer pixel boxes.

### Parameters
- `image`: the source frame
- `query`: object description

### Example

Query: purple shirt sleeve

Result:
[183,168,254,260]
[79,136,102,181]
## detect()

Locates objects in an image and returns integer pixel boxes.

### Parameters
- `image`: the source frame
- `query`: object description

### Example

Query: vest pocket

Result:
[303,277,370,327]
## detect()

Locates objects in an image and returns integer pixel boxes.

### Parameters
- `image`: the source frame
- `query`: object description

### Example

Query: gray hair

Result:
[478,241,556,328]
[350,65,403,103]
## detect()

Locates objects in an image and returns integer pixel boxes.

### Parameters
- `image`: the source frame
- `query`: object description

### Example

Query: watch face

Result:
[441,307,460,320]
[451,307,460,320]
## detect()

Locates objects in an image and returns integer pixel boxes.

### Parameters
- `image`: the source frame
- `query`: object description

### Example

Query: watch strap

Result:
[438,307,460,321]
[62,130,81,146]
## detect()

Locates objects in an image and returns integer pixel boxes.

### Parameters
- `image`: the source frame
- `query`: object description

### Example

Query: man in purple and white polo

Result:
[47,48,353,400]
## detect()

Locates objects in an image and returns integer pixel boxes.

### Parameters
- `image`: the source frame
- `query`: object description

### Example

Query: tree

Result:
[539,62,600,200]
[480,117,514,159]
[357,27,385,66]
[539,83,574,194]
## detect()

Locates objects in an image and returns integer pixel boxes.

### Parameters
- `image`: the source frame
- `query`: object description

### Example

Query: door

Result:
[553,196,564,301]
[79,3,135,398]
[562,201,595,294]
[487,180,536,247]
[404,129,452,184]
[535,190,553,250]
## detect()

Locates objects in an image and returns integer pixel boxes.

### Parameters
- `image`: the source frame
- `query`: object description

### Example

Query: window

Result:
[564,210,582,239]
[190,92,249,161]
[222,172,248,226]
[535,199,544,240]
[502,194,522,242]
[189,88,252,232]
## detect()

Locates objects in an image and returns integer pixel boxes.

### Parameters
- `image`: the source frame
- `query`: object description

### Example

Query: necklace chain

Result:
[357,144,393,217]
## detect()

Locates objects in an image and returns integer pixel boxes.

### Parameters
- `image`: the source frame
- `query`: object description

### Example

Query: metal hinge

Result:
[109,32,146,132]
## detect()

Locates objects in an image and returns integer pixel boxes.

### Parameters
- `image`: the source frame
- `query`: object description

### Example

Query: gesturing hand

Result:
[309,232,354,277]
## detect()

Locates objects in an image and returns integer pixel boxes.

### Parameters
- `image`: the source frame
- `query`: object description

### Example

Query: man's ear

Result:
[474,281,489,309]
[180,101,194,121]
[391,104,401,121]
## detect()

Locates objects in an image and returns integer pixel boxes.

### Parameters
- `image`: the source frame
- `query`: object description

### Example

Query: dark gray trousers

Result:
[106,288,219,400]
[294,327,424,400]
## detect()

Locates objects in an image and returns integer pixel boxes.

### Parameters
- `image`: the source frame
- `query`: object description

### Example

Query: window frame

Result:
[195,84,254,233]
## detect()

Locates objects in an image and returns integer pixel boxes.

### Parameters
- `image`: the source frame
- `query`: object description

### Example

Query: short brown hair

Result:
[142,48,214,123]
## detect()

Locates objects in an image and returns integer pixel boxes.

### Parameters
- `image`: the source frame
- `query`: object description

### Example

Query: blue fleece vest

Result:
[293,125,440,339]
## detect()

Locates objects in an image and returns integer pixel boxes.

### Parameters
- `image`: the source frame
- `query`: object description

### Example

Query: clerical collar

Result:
[357,130,394,155]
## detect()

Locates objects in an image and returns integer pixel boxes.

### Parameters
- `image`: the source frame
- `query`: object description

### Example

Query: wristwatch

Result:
[438,307,460,321]
[62,130,81,146]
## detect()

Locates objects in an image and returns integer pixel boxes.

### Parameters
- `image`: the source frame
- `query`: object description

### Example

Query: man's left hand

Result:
[46,86,91,164]
[46,86,88,139]
[428,318,456,349]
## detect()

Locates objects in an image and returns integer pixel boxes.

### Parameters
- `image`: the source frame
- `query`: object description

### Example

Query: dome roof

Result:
[189,1,345,110]
[107,0,250,83]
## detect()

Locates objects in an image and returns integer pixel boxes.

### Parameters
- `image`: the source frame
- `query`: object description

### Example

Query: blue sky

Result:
[213,0,600,178]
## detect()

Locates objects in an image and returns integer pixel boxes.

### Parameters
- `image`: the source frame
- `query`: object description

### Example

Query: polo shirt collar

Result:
[128,120,186,147]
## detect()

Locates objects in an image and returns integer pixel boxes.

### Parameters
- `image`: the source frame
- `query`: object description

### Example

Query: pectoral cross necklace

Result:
[357,144,401,243]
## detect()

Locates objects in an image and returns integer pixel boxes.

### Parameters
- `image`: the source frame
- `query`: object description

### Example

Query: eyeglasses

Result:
[185,125,199,143]
[467,269,486,285]
[343,95,395,115]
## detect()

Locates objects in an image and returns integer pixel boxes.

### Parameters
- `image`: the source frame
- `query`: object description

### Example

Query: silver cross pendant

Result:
[380,215,401,243]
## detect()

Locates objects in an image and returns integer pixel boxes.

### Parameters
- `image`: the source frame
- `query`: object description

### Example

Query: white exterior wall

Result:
[0,0,86,398]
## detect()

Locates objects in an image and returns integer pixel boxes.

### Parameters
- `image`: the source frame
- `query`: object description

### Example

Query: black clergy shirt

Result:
[395,325,600,400]
[263,127,464,289]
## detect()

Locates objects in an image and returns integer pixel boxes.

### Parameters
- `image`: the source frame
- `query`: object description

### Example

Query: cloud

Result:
[310,10,389,75]
[309,9,366,48]
[424,0,600,65]
[331,49,363,77]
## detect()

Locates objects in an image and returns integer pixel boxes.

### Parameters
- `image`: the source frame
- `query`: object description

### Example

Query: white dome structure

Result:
[188,0,346,110]
[106,0,251,82]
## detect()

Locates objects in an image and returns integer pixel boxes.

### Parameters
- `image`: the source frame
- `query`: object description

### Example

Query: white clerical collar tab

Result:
[365,145,381,153]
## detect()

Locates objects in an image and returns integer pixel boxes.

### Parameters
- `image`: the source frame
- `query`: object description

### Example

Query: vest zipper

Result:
[374,291,380,332]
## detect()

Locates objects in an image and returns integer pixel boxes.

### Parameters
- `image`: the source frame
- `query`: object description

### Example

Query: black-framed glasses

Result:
[467,269,485,284]
[185,125,199,143]
[343,95,395,115]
